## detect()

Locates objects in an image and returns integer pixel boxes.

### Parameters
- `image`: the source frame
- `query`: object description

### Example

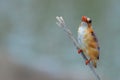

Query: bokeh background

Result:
[0,0,120,80]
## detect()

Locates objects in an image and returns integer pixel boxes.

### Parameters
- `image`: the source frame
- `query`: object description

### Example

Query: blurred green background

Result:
[0,0,120,80]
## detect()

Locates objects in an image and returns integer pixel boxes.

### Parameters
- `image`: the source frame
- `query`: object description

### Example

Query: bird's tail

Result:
[92,59,97,68]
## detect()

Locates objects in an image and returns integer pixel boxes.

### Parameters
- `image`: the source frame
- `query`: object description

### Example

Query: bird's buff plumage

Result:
[78,16,100,68]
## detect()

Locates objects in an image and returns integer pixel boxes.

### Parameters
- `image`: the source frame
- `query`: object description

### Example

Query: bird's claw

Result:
[78,49,83,54]
[85,59,91,65]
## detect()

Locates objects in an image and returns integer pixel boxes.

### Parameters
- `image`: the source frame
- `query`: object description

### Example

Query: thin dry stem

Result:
[56,16,100,80]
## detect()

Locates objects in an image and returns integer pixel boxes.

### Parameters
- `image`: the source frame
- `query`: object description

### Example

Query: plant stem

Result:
[56,16,100,80]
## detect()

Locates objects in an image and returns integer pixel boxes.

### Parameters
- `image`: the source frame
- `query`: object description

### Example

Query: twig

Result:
[56,16,100,80]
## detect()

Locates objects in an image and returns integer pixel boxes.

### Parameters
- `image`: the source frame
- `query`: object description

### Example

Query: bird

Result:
[77,16,100,68]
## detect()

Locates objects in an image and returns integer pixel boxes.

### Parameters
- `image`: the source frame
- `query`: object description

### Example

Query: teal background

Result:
[0,0,120,80]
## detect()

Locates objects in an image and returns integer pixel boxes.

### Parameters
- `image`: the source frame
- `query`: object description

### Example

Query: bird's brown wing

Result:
[86,27,100,50]
[91,31,100,51]
[84,28,100,60]
[91,30,100,60]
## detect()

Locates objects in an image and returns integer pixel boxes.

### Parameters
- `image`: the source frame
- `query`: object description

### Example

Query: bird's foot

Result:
[85,59,91,65]
[78,49,83,54]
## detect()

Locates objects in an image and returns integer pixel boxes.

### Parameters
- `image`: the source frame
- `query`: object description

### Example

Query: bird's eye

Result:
[88,19,92,23]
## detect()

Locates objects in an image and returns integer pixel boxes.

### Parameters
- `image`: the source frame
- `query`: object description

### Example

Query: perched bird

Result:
[77,16,100,68]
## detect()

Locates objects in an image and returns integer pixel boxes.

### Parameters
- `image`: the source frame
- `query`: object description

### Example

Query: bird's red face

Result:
[81,16,92,24]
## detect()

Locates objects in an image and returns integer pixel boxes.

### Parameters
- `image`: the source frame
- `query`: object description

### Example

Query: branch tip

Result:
[56,16,100,80]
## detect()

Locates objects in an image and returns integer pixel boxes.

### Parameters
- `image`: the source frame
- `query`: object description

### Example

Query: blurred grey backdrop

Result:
[0,0,120,80]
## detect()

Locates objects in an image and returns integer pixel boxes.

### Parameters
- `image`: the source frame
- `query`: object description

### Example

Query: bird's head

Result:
[81,16,92,24]
[81,16,92,27]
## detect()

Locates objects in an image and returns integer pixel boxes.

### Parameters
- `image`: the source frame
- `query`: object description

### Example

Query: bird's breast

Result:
[78,27,86,35]
[78,27,87,48]
[78,27,86,39]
